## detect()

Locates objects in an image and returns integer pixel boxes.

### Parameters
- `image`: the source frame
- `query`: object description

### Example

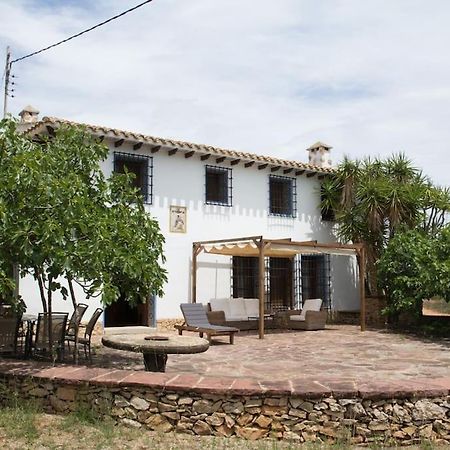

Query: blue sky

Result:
[1,0,449,186]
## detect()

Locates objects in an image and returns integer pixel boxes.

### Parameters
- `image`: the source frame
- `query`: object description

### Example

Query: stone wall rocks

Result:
[0,375,449,444]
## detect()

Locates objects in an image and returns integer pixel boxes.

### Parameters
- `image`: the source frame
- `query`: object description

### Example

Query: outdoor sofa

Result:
[207,298,276,331]
[206,297,327,331]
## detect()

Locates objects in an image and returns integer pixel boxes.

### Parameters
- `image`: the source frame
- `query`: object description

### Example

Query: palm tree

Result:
[320,153,445,296]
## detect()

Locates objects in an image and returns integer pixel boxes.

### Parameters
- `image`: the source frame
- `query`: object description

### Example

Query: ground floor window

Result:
[232,257,258,298]
[231,254,331,311]
[266,257,294,312]
[299,254,331,308]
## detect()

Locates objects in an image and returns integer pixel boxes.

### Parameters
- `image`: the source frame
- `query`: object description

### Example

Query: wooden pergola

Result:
[192,236,366,339]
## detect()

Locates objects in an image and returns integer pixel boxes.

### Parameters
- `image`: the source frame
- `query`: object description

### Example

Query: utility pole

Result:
[3,46,19,301]
[3,46,11,118]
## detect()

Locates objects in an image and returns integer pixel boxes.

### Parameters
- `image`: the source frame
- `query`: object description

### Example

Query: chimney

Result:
[17,105,40,132]
[306,141,332,168]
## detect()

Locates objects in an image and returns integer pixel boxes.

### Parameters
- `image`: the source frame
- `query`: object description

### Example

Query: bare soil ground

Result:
[423,298,450,317]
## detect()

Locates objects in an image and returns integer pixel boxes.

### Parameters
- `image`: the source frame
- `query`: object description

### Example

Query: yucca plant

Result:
[320,153,448,297]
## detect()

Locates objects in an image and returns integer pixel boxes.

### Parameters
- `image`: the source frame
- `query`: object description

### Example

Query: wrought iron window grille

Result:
[231,256,258,299]
[299,254,331,309]
[113,151,153,204]
[268,175,297,217]
[231,256,297,313]
[230,254,332,312]
[205,165,233,206]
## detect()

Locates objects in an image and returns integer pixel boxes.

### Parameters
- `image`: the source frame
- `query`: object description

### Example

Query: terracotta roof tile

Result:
[26,116,336,175]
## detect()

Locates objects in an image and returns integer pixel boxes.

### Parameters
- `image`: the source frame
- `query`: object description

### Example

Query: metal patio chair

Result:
[0,316,20,355]
[67,308,103,363]
[65,303,88,358]
[33,312,69,361]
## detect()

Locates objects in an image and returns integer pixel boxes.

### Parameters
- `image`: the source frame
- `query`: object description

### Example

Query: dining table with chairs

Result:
[0,304,103,363]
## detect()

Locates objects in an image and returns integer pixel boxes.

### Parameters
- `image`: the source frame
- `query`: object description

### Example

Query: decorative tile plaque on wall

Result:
[169,205,187,233]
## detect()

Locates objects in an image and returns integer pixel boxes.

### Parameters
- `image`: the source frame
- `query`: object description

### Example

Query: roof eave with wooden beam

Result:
[28,119,335,177]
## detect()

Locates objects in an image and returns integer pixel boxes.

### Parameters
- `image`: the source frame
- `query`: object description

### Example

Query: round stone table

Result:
[101,333,209,372]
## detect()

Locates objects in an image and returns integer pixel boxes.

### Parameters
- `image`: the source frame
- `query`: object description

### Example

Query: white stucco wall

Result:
[19,273,103,319]
[19,137,359,321]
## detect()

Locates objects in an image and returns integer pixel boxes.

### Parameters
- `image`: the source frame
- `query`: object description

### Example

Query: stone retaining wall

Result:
[333,298,387,328]
[0,362,449,445]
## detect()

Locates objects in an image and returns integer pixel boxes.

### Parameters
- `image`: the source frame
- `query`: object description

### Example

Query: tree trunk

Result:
[68,277,77,310]
[47,276,54,362]
[68,277,79,363]
[35,268,48,313]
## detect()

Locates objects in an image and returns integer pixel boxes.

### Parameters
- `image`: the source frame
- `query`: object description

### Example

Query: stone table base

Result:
[142,352,168,372]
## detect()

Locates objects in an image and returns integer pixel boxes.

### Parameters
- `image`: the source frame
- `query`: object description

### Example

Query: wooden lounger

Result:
[177,303,239,344]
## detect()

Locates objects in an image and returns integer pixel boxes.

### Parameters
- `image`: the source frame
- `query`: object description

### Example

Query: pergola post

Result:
[192,243,200,303]
[258,240,266,339]
[359,245,366,331]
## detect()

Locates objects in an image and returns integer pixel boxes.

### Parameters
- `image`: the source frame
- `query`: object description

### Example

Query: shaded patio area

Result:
[91,325,450,383]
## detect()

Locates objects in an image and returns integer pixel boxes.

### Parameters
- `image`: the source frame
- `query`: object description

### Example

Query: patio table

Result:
[101,332,209,372]
[247,314,275,321]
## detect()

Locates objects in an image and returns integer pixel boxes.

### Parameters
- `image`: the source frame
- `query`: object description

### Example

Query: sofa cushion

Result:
[290,315,305,322]
[298,298,322,320]
[229,298,247,319]
[244,298,259,317]
[209,298,231,319]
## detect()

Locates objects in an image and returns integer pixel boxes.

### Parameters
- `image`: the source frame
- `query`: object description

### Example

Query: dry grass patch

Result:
[0,403,440,450]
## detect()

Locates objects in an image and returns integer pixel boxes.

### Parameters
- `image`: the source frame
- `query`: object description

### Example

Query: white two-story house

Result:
[17,106,360,328]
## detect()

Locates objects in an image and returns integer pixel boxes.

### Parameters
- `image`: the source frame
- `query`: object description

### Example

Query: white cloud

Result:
[1,0,449,185]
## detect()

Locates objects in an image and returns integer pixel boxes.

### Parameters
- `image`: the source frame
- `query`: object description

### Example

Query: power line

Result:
[10,0,154,65]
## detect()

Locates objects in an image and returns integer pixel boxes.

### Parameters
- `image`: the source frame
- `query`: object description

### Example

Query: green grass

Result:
[0,399,40,442]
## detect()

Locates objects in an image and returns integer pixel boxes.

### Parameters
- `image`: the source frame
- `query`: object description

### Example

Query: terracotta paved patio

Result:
[92,325,450,383]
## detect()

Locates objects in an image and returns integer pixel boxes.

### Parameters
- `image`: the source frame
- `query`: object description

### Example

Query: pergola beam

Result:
[193,235,263,245]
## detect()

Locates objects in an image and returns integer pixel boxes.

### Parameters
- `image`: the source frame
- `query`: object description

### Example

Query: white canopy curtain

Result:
[192,236,365,339]
[203,241,358,258]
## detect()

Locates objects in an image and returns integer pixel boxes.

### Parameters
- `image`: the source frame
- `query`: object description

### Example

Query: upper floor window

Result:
[113,152,153,204]
[205,165,232,206]
[269,175,296,217]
